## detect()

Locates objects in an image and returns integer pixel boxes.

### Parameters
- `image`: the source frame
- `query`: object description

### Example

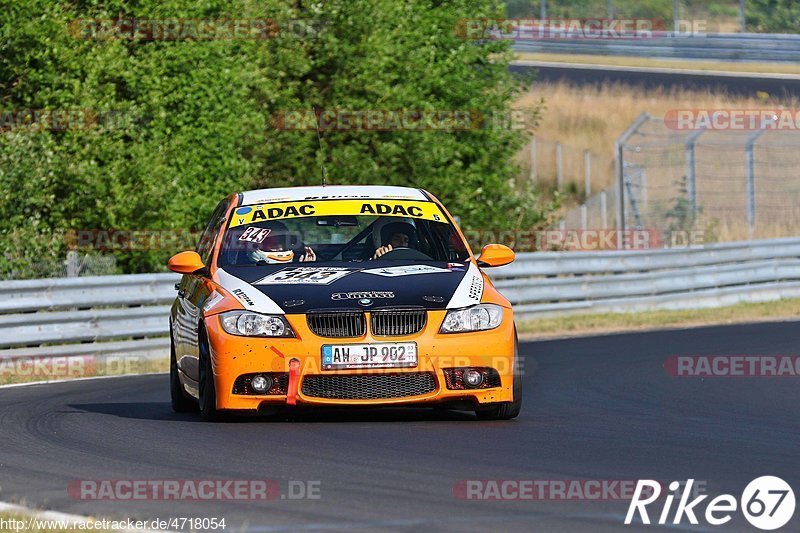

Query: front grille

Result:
[307,311,366,337]
[301,373,437,400]
[371,308,427,336]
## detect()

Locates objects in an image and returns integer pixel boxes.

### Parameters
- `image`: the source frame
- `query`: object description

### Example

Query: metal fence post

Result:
[745,127,765,238]
[529,136,537,184]
[615,112,650,240]
[739,0,746,32]
[541,0,547,20]
[66,251,80,278]
[673,0,680,33]
[639,168,648,212]
[600,190,608,228]
[608,0,614,19]
[556,142,563,191]
[580,204,587,229]
[584,150,591,197]
[685,128,705,217]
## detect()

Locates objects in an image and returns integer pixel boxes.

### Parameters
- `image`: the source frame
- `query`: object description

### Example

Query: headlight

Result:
[439,304,503,333]
[219,311,294,337]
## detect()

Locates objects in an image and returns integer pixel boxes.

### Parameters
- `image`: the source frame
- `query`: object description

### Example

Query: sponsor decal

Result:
[216,268,284,314]
[231,288,255,306]
[202,291,225,312]
[331,291,395,300]
[447,263,484,308]
[254,266,354,285]
[238,227,271,243]
[447,262,466,271]
[229,199,446,227]
[361,265,450,277]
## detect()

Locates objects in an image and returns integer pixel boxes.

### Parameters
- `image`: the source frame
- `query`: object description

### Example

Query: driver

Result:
[373,221,417,259]
[243,221,316,263]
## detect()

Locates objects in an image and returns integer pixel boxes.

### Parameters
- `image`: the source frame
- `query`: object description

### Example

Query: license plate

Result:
[321,343,418,370]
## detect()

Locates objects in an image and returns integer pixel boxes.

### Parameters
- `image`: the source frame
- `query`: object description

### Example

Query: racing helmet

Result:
[244,221,299,264]
[371,217,418,249]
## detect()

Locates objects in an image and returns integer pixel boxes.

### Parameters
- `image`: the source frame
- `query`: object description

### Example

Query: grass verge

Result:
[517,298,800,340]
[514,52,800,76]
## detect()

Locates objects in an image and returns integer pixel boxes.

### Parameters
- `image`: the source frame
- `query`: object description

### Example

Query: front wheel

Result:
[170,332,197,413]
[476,333,522,420]
[198,328,222,422]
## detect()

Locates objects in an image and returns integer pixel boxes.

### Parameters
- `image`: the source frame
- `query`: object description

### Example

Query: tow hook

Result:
[286,358,301,405]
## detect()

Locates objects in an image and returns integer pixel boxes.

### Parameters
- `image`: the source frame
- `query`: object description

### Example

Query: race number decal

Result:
[238,227,271,243]
[254,267,354,285]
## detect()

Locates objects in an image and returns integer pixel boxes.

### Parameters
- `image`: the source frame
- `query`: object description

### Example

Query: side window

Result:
[196,200,230,266]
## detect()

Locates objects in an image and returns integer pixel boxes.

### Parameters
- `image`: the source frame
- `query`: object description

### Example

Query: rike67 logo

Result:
[626,477,795,530]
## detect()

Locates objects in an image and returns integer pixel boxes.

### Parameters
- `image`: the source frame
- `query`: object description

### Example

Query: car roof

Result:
[239,185,429,205]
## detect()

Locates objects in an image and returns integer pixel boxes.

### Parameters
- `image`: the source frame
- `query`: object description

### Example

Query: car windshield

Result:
[218,198,470,266]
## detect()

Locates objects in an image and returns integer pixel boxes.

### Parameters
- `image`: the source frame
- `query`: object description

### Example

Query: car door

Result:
[174,199,230,384]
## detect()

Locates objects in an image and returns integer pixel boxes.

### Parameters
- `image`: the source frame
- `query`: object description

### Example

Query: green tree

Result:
[0,0,549,277]
[746,0,800,32]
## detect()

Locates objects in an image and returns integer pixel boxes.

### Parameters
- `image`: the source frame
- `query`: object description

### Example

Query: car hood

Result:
[217,261,484,314]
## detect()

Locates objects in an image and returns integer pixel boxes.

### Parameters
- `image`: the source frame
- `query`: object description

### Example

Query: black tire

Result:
[198,327,222,422]
[170,332,197,413]
[476,332,522,420]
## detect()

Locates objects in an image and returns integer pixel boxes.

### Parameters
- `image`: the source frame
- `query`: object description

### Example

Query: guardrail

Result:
[1,237,799,359]
[493,237,800,318]
[511,32,800,63]
[0,273,178,361]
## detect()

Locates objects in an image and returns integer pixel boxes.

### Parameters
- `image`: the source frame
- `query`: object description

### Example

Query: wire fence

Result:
[521,137,615,198]
[558,113,800,243]
[1,252,118,280]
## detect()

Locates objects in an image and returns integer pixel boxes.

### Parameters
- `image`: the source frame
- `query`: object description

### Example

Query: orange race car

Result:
[168,185,520,421]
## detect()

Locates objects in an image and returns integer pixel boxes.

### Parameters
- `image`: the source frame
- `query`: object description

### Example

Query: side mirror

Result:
[168,251,207,275]
[477,244,515,268]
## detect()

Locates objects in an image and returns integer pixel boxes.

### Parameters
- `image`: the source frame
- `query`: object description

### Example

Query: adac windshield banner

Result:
[229,199,446,227]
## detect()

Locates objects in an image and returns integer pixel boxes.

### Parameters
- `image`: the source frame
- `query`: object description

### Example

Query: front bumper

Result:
[205,308,516,411]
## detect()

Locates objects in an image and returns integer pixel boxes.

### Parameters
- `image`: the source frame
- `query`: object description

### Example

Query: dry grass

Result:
[515,52,800,76]
[517,80,798,191]
[517,298,800,340]
[513,81,800,240]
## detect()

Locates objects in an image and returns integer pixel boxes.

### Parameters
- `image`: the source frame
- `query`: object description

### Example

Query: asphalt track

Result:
[510,61,800,98]
[0,321,798,532]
